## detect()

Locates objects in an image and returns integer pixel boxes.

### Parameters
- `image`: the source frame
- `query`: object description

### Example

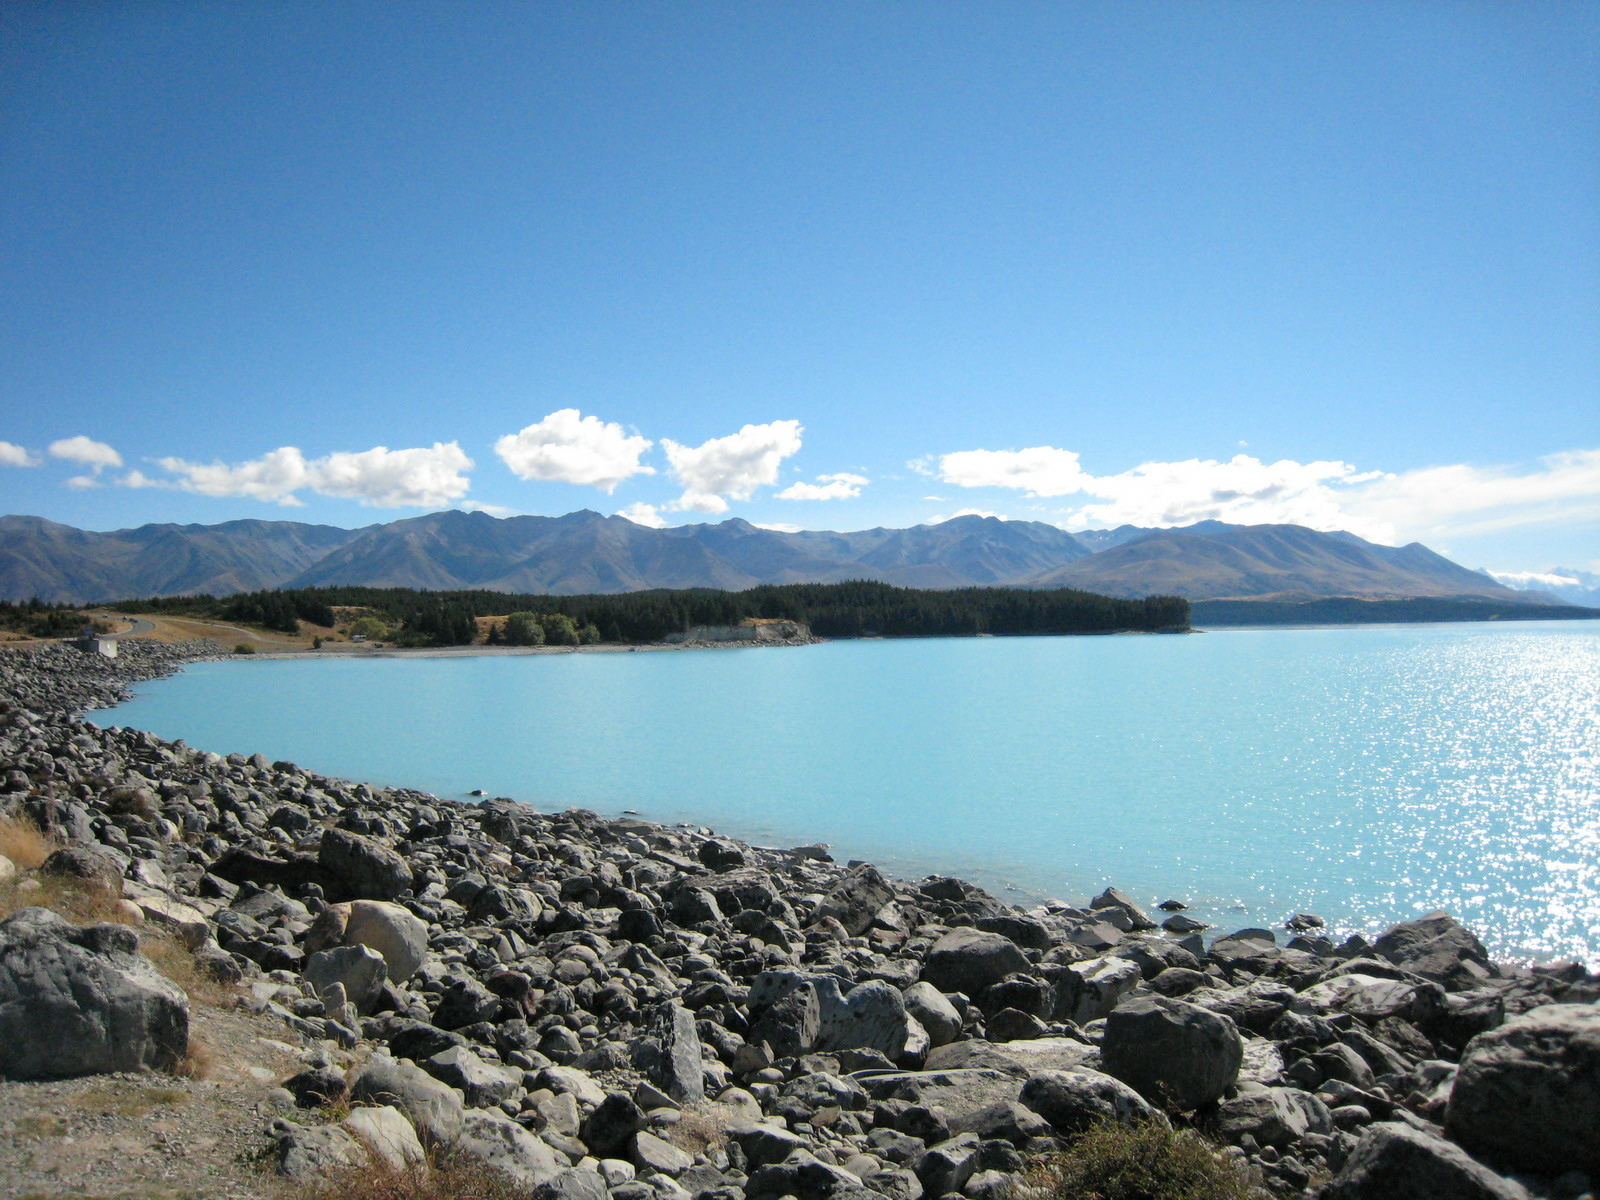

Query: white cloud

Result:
[312,443,473,507]
[939,446,1088,497]
[1341,449,1600,541]
[64,475,102,490]
[754,522,803,533]
[928,508,1005,524]
[1485,569,1580,589]
[1064,455,1384,538]
[495,409,654,493]
[118,469,170,490]
[616,502,666,528]
[48,436,122,472]
[935,439,1600,547]
[662,419,803,512]
[0,441,39,467]
[154,447,312,505]
[907,456,936,476]
[143,442,473,508]
[777,472,869,501]
[457,500,517,517]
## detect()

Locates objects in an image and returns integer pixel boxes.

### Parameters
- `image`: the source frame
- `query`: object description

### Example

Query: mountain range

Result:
[0,509,1554,607]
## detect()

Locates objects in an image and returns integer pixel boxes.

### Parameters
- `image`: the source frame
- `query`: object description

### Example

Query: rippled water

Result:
[98,621,1600,963]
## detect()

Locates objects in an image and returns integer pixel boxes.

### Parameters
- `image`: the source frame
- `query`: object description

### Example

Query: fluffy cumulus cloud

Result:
[616,502,666,528]
[0,441,39,467]
[777,472,869,501]
[495,409,654,493]
[48,436,122,472]
[312,444,474,507]
[141,442,473,508]
[938,446,1089,497]
[1063,455,1383,537]
[934,441,1600,546]
[662,420,803,513]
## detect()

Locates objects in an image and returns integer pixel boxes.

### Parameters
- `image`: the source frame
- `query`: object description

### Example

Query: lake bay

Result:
[98,621,1600,963]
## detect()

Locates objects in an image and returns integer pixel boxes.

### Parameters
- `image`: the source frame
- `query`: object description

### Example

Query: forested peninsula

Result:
[96,581,1189,647]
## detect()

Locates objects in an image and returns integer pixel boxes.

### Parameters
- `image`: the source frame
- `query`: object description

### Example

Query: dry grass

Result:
[1013,1121,1256,1200]
[663,1101,739,1157]
[0,813,55,869]
[0,873,127,924]
[172,1035,217,1081]
[283,1145,536,1200]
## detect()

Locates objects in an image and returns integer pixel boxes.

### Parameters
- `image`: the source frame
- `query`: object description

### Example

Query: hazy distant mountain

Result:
[0,509,1546,607]
[1025,522,1538,603]
[0,515,362,604]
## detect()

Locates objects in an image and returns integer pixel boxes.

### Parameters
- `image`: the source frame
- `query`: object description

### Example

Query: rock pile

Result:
[1,638,1596,1199]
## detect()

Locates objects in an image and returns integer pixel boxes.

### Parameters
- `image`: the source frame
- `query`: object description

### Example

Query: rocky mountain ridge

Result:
[0,510,1541,608]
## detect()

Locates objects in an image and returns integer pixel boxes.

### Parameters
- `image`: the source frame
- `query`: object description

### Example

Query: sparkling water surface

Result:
[98,622,1600,963]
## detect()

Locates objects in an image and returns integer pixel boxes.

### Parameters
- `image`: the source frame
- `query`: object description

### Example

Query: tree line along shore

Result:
[0,637,1594,1199]
[0,581,1189,649]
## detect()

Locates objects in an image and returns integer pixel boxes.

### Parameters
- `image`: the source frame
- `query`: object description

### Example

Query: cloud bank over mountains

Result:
[927,445,1600,552]
[2,415,1595,571]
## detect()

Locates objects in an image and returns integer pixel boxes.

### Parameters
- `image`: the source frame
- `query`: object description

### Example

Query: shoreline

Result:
[2,638,1597,1199]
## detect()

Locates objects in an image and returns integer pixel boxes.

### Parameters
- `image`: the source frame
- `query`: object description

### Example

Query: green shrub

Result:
[1015,1121,1255,1200]
[233,642,256,654]
[348,615,389,640]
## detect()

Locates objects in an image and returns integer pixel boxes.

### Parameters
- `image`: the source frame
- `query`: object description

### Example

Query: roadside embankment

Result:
[0,639,1594,1200]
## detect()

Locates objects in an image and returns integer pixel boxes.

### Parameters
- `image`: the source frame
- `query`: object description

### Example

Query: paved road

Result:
[94,615,155,639]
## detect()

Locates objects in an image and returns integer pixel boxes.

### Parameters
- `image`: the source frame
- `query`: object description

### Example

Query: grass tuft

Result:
[285,1144,535,1200]
[1014,1120,1257,1200]
[663,1101,738,1157]
[0,812,55,869]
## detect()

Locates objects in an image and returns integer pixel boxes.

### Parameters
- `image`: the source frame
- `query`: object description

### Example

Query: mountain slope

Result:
[1026,523,1537,602]
[0,510,1544,606]
[284,511,1092,594]
[0,515,362,604]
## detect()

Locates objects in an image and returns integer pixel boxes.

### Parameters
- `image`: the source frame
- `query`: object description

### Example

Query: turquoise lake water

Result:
[97,622,1600,964]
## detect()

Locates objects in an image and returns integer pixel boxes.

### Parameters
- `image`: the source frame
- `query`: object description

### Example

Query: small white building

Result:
[74,626,117,658]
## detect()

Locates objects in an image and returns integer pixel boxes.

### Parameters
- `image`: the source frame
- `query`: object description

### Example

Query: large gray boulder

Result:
[1100,995,1243,1111]
[1373,911,1495,988]
[307,899,428,982]
[274,1122,362,1179]
[1090,886,1157,931]
[1324,1122,1530,1200]
[319,827,412,901]
[456,1109,564,1186]
[1019,1068,1167,1135]
[903,981,963,1047]
[0,906,188,1079]
[350,1055,466,1145]
[1056,954,1142,1023]
[812,863,895,936]
[920,929,1031,996]
[631,1001,704,1103]
[1446,1003,1600,1177]
[815,979,928,1063]
[304,943,388,1015]
[422,1044,523,1107]
[1212,1086,1331,1147]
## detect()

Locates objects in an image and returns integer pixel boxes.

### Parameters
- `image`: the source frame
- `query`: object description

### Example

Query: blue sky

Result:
[2,2,1596,574]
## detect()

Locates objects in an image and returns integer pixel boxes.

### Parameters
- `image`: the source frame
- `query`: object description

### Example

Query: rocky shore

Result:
[1,638,1597,1200]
